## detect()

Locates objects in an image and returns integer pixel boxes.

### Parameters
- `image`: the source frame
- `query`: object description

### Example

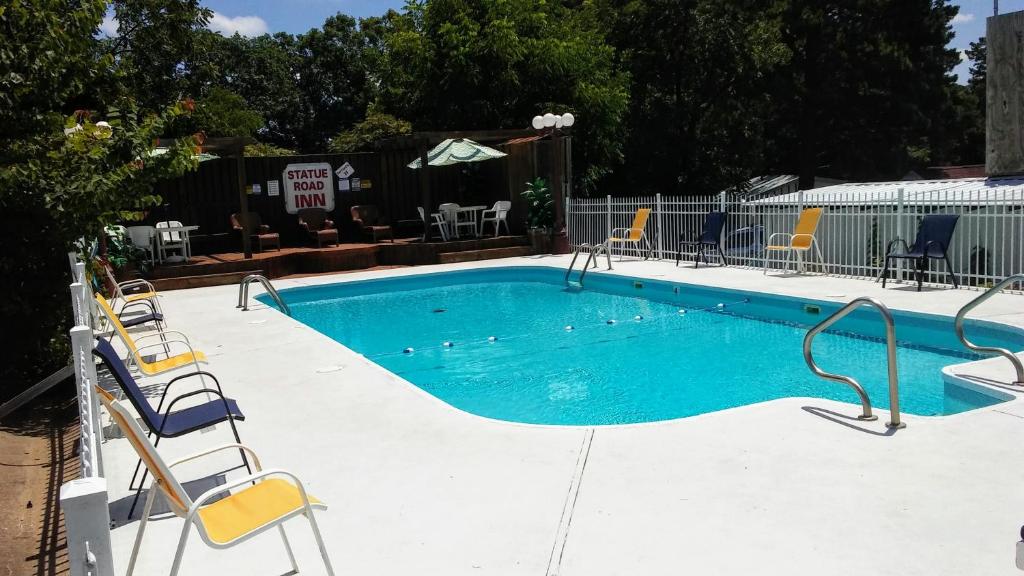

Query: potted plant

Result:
[521,177,554,253]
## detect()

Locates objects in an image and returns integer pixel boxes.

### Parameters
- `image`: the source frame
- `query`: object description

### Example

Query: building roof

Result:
[751,176,1024,206]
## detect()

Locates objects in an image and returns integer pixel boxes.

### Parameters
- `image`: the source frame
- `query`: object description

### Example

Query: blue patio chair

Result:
[677,211,727,267]
[93,337,248,517]
[879,214,960,291]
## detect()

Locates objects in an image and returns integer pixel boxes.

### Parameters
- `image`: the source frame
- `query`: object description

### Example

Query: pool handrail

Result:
[237,274,290,315]
[803,296,904,429]
[954,274,1024,386]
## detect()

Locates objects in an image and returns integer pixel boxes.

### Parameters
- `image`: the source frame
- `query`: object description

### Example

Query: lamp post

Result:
[531,112,575,254]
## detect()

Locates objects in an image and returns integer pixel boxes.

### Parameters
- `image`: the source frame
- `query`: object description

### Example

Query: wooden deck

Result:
[144,236,533,290]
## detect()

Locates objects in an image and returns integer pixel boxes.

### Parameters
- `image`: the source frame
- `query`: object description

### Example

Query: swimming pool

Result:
[261,267,1022,425]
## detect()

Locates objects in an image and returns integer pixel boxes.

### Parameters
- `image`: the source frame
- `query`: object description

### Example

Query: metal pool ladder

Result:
[803,296,904,429]
[565,243,611,287]
[237,274,290,315]
[954,274,1024,386]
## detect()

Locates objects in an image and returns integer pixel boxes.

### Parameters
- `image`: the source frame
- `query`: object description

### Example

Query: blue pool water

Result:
[261,267,1022,425]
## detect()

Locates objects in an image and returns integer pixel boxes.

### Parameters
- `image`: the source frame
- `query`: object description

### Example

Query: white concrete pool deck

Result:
[99,255,1024,576]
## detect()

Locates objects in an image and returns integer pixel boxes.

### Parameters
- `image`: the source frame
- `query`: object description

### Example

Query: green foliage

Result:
[521,177,553,229]
[189,87,264,138]
[329,108,413,152]
[105,226,149,273]
[368,0,629,193]
[0,0,196,395]
[245,142,298,157]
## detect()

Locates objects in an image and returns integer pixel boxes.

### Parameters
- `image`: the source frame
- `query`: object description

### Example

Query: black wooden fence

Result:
[149,146,544,254]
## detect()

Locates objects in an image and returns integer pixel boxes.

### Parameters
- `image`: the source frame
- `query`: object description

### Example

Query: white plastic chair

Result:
[126,226,157,264]
[480,201,511,237]
[156,221,189,262]
[438,203,461,238]
[418,207,448,241]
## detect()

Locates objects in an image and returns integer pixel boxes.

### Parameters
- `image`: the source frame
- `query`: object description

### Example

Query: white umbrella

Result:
[407,138,507,169]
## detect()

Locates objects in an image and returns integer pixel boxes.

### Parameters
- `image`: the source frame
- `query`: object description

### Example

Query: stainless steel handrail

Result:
[803,296,904,429]
[566,243,611,287]
[954,274,1024,386]
[565,243,593,284]
[237,274,291,315]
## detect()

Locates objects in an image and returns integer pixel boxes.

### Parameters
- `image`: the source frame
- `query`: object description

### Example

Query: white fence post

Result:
[719,190,727,213]
[895,187,905,283]
[655,193,664,260]
[61,477,114,576]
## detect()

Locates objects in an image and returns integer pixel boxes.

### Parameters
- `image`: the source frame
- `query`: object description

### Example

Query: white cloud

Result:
[952,13,975,25]
[99,13,119,36]
[208,12,268,37]
[960,49,968,63]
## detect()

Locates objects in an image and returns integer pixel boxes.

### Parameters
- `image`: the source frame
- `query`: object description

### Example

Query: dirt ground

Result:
[0,395,77,576]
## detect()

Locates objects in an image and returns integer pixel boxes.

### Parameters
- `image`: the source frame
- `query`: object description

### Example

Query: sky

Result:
[105,0,1024,83]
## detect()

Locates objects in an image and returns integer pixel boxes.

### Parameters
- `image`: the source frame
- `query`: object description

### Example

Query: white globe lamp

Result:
[561,112,575,127]
[531,115,544,130]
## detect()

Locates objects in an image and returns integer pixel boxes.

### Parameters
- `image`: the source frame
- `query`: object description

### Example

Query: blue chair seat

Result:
[120,312,164,329]
[153,397,245,437]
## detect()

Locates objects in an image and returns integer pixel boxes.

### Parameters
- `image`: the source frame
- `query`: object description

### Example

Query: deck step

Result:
[150,270,263,291]
[437,245,534,264]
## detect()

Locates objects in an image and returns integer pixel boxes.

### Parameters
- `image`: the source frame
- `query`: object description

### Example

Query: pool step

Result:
[437,245,534,264]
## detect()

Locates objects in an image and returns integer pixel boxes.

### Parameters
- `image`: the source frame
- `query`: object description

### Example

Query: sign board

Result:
[335,162,355,179]
[251,183,262,195]
[351,178,361,192]
[267,180,280,197]
[282,163,334,214]
[362,178,373,189]
[339,179,350,191]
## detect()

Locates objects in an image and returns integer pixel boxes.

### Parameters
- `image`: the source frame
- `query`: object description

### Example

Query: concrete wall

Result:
[986,11,1024,176]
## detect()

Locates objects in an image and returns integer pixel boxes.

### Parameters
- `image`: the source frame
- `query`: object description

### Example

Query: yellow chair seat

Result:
[124,291,158,303]
[766,244,810,251]
[198,479,325,545]
[139,350,207,375]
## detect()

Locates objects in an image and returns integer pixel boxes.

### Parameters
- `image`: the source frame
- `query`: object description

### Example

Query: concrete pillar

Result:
[986,11,1024,176]
[60,477,114,576]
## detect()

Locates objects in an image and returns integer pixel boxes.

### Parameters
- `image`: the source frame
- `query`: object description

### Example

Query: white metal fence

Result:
[567,187,1024,289]
[63,258,115,576]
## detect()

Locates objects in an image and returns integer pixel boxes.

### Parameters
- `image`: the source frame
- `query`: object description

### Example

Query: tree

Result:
[767,0,961,186]
[187,87,264,138]
[102,0,212,113]
[369,0,630,192]
[0,0,196,395]
[329,108,412,152]
[599,0,788,195]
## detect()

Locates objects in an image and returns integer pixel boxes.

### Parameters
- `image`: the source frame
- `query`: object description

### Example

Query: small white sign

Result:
[339,179,350,191]
[352,178,361,192]
[251,183,262,195]
[282,162,334,214]
[335,162,355,179]
[267,180,280,197]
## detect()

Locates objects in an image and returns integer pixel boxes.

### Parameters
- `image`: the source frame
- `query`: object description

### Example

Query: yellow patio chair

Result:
[607,208,653,261]
[100,259,163,314]
[763,207,827,275]
[96,392,336,576]
[95,293,207,376]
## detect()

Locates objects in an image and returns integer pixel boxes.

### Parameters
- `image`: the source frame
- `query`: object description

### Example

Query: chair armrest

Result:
[324,219,335,229]
[159,388,236,435]
[186,468,315,519]
[481,209,497,218]
[766,232,792,247]
[134,339,196,358]
[169,443,263,470]
[609,227,635,237]
[119,300,158,316]
[259,224,271,233]
[134,330,191,345]
[883,237,910,256]
[156,370,224,413]
[351,218,365,227]
[790,233,817,244]
[298,221,312,233]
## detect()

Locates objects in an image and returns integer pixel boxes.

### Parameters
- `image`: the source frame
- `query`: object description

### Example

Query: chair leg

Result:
[716,244,727,267]
[305,508,336,576]
[763,250,770,275]
[168,516,193,576]
[880,256,892,287]
[126,479,160,576]
[694,246,703,268]
[916,258,925,291]
[944,252,959,288]
[278,525,300,575]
